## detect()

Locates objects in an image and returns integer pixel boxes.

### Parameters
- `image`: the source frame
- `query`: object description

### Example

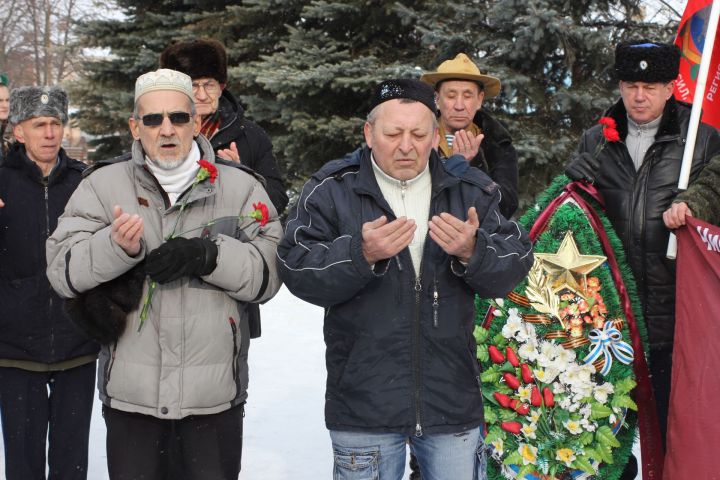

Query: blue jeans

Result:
[329,426,486,480]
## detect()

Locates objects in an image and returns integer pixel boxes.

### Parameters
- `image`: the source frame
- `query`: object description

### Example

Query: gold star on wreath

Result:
[534,231,606,296]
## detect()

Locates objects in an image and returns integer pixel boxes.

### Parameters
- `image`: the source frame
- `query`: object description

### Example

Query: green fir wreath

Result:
[475,175,650,480]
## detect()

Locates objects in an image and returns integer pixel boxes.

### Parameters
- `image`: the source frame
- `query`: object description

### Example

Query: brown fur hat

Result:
[160,39,228,84]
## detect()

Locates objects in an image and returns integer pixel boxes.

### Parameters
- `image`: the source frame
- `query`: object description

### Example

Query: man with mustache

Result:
[46,68,282,480]
[277,78,533,480]
[565,40,720,479]
[0,85,98,480]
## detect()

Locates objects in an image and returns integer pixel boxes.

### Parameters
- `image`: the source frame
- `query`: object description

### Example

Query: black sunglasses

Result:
[141,111,192,127]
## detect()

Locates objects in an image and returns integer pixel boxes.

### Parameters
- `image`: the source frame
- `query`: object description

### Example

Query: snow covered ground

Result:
[0,287,411,479]
[0,286,639,479]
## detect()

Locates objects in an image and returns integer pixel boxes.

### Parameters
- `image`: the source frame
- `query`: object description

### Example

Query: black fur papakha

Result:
[614,40,680,83]
[64,265,146,344]
[160,39,228,84]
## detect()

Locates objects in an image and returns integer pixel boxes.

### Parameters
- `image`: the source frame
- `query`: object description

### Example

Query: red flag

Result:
[664,217,720,480]
[673,0,720,129]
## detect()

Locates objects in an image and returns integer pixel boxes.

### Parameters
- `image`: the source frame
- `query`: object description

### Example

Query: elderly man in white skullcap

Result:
[46,69,283,479]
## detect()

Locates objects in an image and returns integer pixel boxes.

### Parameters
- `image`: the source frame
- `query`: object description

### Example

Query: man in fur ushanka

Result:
[160,38,288,214]
[46,69,282,480]
[566,40,720,476]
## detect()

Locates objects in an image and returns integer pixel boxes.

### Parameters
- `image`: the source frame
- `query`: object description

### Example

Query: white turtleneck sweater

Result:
[145,142,202,205]
[371,155,432,275]
[626,115,662,171]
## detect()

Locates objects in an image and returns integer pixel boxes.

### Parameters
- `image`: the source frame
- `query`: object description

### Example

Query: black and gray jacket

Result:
[277,147,533,435]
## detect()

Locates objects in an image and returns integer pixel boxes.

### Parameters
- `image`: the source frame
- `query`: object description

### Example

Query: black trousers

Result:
[103,403,244,480]
[0,362,96,480]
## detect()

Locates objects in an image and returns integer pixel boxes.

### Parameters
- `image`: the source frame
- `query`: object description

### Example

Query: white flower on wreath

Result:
[537,341,556,366]
[490,437,504,458]
[522,422,538,440]
[552,347,576,368]
[516,323,537,344]
[579,404,592,420]
[534,366,560,384]
[501,308,523,339]
[556,448,577,467]
[518,443,539,465]
[558,396,573,410]
[518,385,532,403]
[518,342,538,362]
[526,409,541,424]
[594,382,614,404]
[563,419,584,435]
[580,417,597,432]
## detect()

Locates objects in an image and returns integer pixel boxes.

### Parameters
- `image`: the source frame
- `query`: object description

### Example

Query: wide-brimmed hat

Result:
[420,53,501,98]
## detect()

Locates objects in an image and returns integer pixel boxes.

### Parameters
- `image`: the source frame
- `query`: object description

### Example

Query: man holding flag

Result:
[565,39,720,479]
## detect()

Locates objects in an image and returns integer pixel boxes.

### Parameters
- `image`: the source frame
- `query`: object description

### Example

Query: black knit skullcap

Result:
[369,79,437,116]
[614,40,680,83]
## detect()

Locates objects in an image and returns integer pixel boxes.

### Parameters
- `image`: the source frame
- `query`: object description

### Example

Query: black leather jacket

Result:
[212,89,289,214]
[578,98,720,348]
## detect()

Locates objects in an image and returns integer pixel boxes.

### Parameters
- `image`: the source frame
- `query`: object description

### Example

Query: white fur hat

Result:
[134,68,193,102]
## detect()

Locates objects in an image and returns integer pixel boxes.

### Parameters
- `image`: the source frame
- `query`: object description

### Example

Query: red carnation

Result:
[251,202,270,226]
[494,392,512,408]
[521,363,534,384]
[505,347,520,367]
[602,126,620,142]
[488,345,505,364]
[197,159,219,184]
[500,421,522,434]
[503,373,521,390]
[543,387,555,407]
[530,386,543,407]
[598,116,617,129]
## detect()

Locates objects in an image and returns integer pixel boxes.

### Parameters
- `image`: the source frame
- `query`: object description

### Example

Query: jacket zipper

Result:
[432,280,439,328]
[45,184,55,356]
[229,317,238,380]
[413,273,423,437]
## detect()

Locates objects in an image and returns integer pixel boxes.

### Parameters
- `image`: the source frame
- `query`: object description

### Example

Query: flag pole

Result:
[668,0,720,259]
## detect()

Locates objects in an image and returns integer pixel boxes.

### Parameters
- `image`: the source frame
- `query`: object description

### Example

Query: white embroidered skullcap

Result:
[134,68,193,102]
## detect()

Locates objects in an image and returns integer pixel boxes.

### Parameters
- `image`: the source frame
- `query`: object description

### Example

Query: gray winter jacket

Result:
[46,135,282,419]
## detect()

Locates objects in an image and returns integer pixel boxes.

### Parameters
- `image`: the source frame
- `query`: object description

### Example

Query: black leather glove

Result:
[146,237,218,284]
[565,151,600,183]
[65,265,146,344]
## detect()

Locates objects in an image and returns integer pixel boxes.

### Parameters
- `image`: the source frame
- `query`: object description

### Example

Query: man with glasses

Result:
[46,68,282,480]
[160,38,288,214]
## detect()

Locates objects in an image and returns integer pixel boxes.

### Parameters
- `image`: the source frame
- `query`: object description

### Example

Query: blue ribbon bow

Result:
[583,320,634,376]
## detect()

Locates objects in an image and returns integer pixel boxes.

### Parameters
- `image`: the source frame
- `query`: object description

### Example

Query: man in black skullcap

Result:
[277,78,533,479]
[566,40,720,472]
